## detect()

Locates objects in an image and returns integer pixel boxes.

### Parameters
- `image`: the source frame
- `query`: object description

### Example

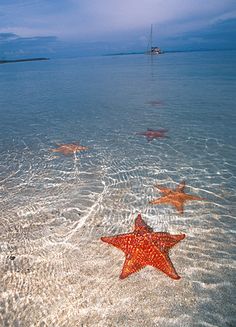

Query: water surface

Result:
[0,51,236,327]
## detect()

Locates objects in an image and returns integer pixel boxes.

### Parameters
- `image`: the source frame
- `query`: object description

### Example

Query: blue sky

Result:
[0,0,236,58]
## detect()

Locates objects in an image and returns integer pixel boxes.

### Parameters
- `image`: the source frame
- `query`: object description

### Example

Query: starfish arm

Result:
[152,232,185,250]
[120,254,145,279]
[101,234,135,255]
[173,201,184,214]
[155,132,165,138]
[149,196,169,205]
[148,250,181,280]
[62,150,73,155]
[80,146,89,151]
[134,214,153,233]
[184,194,203,201]
[154,185,171,195]
[176,181,186,192]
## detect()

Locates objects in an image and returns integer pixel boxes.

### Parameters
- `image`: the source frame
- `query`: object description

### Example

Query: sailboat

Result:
[146,24,164,55]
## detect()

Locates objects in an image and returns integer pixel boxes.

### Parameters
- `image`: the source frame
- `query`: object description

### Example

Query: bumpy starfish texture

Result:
[149,181,203,214]
[51,142,88,156]
[136,128,168,142]
[101,214,185,280]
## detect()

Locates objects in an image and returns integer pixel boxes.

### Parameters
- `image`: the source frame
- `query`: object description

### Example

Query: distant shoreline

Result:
[103,48,236,57]
[0,58,49,64]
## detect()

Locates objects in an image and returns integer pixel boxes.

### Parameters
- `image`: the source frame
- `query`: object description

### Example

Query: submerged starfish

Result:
[51,142,88,156]
[149,181,203,214]
[101,213,185,280]
[136,128,168,142]
[147,100,164,106]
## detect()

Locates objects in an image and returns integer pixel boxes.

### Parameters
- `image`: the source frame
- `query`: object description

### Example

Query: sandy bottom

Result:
[0,142,235,327]
[1,199,235,327]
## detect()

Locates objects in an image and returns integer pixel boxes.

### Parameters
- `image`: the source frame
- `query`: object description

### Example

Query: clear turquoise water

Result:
[0,51,236,326]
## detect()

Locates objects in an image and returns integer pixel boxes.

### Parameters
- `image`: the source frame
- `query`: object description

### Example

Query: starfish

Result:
[50,142,88,156]
[136,128,168,142]
[149,181,203,214]
[147,100,164,106]
[101,213,185,280]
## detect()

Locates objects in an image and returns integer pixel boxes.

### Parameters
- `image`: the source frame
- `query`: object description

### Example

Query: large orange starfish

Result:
[51,142,88,156]
[149,181,203,214]
[101,214,185,280]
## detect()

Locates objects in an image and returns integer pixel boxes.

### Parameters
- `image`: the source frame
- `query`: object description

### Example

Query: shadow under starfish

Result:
[50,142,88,156]
[149,181,204,214]
[101,213,185,280]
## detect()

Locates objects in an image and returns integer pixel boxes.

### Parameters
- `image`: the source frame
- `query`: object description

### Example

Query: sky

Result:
[0,0,236,58]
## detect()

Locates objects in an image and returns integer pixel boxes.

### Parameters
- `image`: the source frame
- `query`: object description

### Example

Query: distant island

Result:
[0,57,49,64]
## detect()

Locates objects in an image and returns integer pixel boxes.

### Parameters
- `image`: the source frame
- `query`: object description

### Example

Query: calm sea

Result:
[0,50,236,327]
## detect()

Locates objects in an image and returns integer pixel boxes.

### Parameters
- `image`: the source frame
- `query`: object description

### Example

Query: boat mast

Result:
[150,24,153,51]
[146,24,163,55]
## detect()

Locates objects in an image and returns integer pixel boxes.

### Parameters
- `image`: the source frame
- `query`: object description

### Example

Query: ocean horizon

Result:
[0,50,235,326]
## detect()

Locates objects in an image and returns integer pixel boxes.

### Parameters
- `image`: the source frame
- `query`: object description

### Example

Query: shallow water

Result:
[0,51,236,326]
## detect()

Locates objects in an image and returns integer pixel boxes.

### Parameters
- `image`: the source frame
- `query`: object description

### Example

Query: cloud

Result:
[160,17,236,51]
[0,0,236,57]
[0,32,57,58]
[0,0,236,40]
[0,32,18,41]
